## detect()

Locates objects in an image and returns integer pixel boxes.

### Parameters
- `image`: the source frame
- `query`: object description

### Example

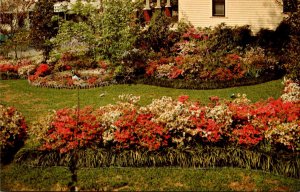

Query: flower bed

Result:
[0,58,35,80]
[15,80,300,177]
[28,63,116,89]
[144,48,282,87]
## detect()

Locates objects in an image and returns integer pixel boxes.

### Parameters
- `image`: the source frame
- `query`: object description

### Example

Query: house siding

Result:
[178,0,287,33]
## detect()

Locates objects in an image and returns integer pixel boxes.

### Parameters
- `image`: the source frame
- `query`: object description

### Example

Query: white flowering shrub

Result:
[281,78,300,102]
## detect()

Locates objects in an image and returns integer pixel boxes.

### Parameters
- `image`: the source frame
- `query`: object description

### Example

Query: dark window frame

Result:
[212,0,225,17]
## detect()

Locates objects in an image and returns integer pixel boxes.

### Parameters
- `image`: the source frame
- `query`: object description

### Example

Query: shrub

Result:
[39,107,104,153]
[0,105,27,162]
[142,11,172,52]
[114,110,170,150]
[282,10,300,81]
[54,52,95,71]
[28,63,51,81]
[281,78,300,102]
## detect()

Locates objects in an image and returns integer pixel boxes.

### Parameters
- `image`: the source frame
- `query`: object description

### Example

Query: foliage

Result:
[282,9,300,81]
[50,20,98,66]
[0,0,35,59]
[140,11,173,52]
[208,23,253,52]
[0,105,27,152]
[30,0,59,61]
[98,0,139,62]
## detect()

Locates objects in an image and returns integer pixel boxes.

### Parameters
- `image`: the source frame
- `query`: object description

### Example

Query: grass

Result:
[0,79,284,123]
[1,164,299,191]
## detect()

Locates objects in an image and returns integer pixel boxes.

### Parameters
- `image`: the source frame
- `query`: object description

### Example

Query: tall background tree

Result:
[29,0,59,62]
[0,0,35,58]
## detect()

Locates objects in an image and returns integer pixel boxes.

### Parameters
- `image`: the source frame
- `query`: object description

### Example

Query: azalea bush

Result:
[0,58,35,79]
[36,107,104,153]
[28,63,51,82]
[34,81,300,153]
[0,105,27,154]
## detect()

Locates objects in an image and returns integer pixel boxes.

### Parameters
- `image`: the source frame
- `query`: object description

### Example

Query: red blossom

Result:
[114,110,169,151]
[41,107,103,153]
[178,95,189,103]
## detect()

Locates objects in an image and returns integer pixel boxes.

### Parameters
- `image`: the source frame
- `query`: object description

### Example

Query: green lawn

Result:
[0,79,284,123]
[1,165,299,191]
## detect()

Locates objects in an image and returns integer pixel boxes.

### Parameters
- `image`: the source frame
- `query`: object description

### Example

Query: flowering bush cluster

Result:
[28,64,51,81]
[145,26,280,82]
[37,107,104,153]
[0,105,27,151]
[145,53,248,81]
[28,68,115,88]
[35,84,300,153]
[0,58,35,79]
[281,78,300,102]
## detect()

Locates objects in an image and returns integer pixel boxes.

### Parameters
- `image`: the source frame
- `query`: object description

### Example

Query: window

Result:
[213,0,225,16]
[283,0,298,12]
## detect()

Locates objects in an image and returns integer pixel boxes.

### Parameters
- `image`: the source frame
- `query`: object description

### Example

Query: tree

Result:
[98,0,139,62]
[50,0,101,69]
[30,0,59,62]
[0,0,35,58]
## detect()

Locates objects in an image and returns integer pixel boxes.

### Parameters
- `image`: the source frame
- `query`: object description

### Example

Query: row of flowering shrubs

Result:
[30,80,299,154]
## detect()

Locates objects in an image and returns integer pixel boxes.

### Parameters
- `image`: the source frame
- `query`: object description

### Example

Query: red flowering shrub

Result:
[0,64,18,73]
[28,64,51,81]
[114,110,170,150]
[0,59,34,79]
[0,105,27,151]
[178,95,189,103]
[40,107,103,153]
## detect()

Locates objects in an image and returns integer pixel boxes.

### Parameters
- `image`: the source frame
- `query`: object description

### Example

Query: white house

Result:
[178,0,298,33]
